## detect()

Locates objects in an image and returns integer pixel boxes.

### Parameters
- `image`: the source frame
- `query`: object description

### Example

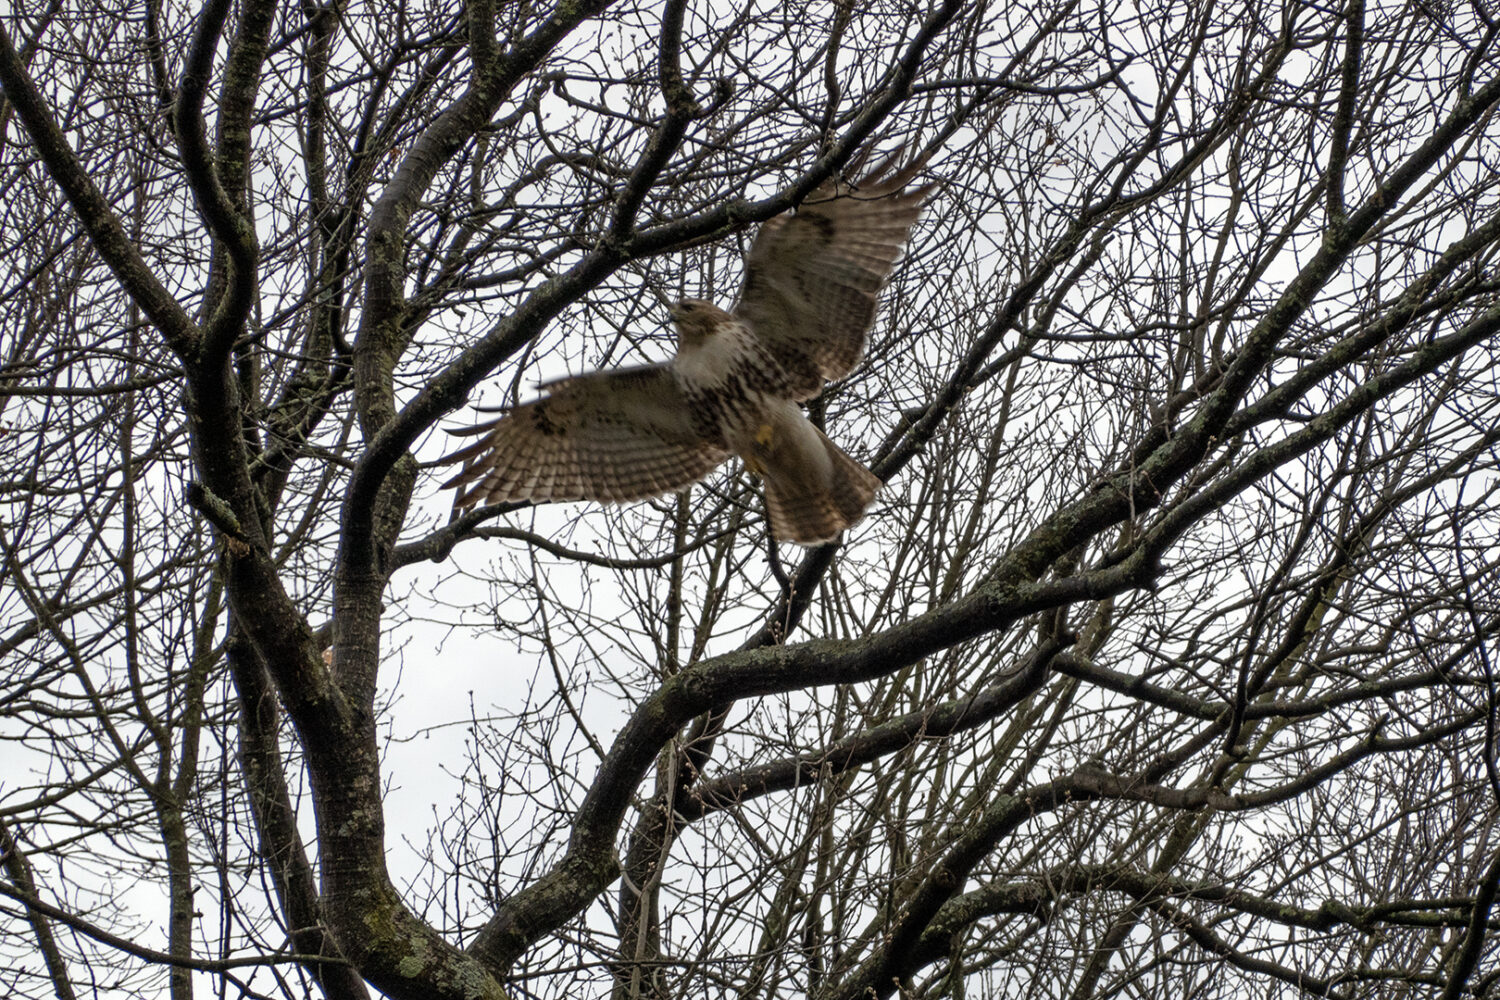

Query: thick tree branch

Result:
[0,818,76,1000]
[681,639,1069,822]
[172,0,262,361]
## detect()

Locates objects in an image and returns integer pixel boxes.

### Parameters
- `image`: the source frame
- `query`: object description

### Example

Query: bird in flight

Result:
[440,147,931,545]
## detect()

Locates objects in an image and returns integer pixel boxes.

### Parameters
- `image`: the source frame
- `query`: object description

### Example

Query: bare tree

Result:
[3,0,1500,998]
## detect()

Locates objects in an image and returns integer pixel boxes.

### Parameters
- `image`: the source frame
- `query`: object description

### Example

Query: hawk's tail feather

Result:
[762,431,881,546]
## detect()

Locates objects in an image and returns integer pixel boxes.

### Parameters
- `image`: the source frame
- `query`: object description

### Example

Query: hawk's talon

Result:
[755,423,775,449]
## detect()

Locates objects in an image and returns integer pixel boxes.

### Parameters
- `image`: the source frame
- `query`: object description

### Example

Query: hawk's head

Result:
[669,298,732,350]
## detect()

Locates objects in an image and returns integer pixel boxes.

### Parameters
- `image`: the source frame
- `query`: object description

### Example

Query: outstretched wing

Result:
[734,148,932,400]
[440,365,730,511]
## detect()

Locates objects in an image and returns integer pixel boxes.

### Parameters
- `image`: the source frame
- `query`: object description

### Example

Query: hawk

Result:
[440,148,931,545]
